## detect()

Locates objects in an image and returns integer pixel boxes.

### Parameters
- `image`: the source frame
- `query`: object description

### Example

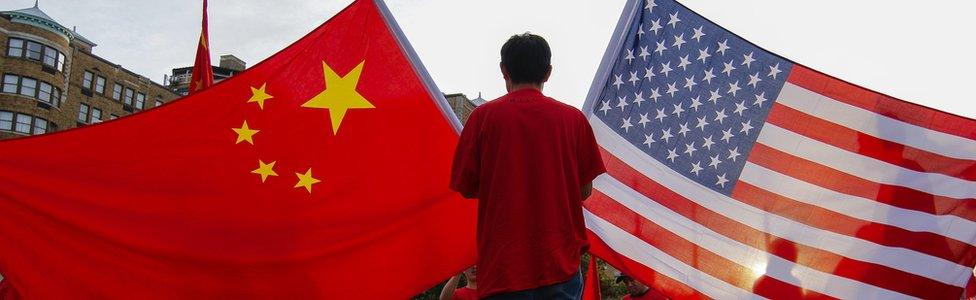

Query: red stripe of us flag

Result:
[583,0,976,299]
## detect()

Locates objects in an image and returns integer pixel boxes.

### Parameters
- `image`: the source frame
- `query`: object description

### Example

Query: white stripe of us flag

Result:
[582,0,976,299]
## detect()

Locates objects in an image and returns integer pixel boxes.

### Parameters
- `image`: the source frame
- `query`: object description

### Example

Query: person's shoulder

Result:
[542,96,587,120]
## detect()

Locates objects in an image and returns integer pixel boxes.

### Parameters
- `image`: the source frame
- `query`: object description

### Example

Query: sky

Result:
[4,0,974,118]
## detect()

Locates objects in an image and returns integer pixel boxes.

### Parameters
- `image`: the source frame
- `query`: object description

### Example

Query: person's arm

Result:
[577,113,606,201]
[438,274,462,300]
[582,182,593,200]
[450,109,483,199]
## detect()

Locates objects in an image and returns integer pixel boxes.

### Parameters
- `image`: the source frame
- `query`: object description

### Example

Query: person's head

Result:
[500,32,552,92]
[617,275,649,296]
[462,266,477,284]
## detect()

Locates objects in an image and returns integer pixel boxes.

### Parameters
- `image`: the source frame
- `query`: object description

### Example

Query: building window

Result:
[94,76,106,94]
[42,47,57,67]
[19,77,36,97]
[6,38,65,71]
[25,41,42,61]
[123,88,134,105]
[78,103,90,123]
[112,84,122,101]
[6,38,23,57]
[91,107,102,123]
[2,74,17,93]
[15,114,31,134]
[136,93,146,109]
[56,52,66,71]
[33,117,48,134]
[38,82,52,103]
[82,71,94,90]
[0,111,12,131]
[51,87,61,106]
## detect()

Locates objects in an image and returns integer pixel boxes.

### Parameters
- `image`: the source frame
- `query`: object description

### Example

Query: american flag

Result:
[582,0,976,299]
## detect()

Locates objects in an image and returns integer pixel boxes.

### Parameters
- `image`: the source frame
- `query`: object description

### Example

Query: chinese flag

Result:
[0,0,476,298]
[188,0,214,94]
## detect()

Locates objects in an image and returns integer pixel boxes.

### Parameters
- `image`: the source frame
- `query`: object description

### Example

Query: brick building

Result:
[167,54,247,96]
[0,2,180,140]
[445,92,486,123]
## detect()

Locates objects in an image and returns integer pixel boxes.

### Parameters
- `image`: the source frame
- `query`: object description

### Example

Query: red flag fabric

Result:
[188,0,214,94]
[0,0,475,298]
[583,256,602,300]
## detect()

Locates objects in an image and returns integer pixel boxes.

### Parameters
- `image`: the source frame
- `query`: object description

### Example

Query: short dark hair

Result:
[500,33,552,84]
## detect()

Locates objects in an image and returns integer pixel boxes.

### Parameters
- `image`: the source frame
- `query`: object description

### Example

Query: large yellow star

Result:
[251,159,278,182]
[301,60,374,134]
[294,168,321,193]
[248,83,274,109]
[232,120,259,145]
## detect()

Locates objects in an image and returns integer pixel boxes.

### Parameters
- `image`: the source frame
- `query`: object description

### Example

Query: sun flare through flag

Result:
[0,0,475,299]
[582,0,976,299]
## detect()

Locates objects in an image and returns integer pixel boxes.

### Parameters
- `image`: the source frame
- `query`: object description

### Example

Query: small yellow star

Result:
[200,35,208,50]
[301,60,374,135]
[232,120,259,145]
[247,83,274,109]
[294,168,321,193]
[251,160,278,182]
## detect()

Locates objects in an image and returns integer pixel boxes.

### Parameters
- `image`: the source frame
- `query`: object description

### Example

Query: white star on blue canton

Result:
[733,101,748,116]
[741,52,756,68]
[768,63,782,79]
[714,109,728,124]
[728,81,741,97]
[638,112,651,127]
[649,18,663,35]
[667,148,679,163]
[691,161,703,176]
[617,96,628,111]
[748,72,762,88]
[639,45,651,61]
[678,122,690,137]
[721,127,734,143]
[625,49,635,64]
[655,108,668,122]
[708,88,722,104]
[716,173,729,187]
[702,135,715,150]
[709,154,722,169]
[660,61,673,77]
[667,12,680,28]
[684,76,697,91]
[740,120,754,135]
[643,133,655,147]
[703,68,716,84]
[697,47,711,63]
[655,40,668,56]
[717,39,731,55]
[678,55,692,71]
[728,147,741,162]
[672,33,686,50]
[621,117,633,132]
[684,142,697,157]
[666,82,679,97]
[650,88,662,102]
[672,103,685,117]
[644,67,655,80]
[661,128,674,143]
[634,91,646,106]
[722,60,736,76]
[613,74,624,89]
[600,100,611,115]
[692,26,706,42]
[753,92,768,107]
[695,116,709,131]
[689,96,702,111]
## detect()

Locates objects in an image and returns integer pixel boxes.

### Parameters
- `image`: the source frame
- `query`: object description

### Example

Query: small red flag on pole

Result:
[188,0,214,94]
[583,255,603,300]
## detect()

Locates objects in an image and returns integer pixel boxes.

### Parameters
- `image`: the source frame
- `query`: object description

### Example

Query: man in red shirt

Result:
[450,33,606,299]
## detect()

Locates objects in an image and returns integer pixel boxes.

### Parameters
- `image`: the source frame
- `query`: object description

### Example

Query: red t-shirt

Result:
[450,88,606,298]
[452,287,478,300]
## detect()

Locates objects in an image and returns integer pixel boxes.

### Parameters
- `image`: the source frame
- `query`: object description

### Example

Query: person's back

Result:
[451,33,605,299]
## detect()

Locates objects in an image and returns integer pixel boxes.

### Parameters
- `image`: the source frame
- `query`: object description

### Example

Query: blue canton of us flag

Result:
[593,0,793,194]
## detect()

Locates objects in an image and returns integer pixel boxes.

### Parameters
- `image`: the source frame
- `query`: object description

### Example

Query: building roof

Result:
[470,92,487,106]
[1,1,96,46]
